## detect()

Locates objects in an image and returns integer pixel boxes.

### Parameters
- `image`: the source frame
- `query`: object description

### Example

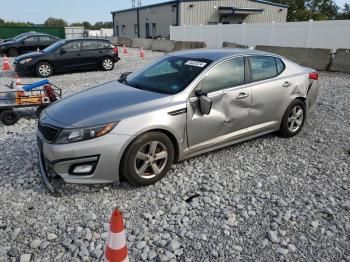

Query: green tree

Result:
[82,21,92,29]
[271,0,340,21]
[336,3,350,19]
[44,17,67,27]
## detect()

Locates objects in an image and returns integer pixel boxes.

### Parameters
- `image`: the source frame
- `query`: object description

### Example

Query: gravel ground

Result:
[0,49,349,262]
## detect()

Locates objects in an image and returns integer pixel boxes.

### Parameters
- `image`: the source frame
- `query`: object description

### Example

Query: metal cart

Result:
[0,80,62,125]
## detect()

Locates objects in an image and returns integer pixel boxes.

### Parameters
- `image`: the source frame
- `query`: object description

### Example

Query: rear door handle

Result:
[283,81,292,87]
[237,92,249,99]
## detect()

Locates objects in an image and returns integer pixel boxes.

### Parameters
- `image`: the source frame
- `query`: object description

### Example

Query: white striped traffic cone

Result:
[105,208,129,262]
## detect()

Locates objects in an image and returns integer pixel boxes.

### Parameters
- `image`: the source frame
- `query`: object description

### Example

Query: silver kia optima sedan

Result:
[37,49,319,192]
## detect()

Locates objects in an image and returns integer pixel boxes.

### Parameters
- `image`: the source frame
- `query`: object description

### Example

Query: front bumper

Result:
[37,133,131,192]
[14,61,36,76]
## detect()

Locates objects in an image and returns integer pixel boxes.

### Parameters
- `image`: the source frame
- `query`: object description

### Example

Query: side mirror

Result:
[196,90,212,115]
[118,72,132,83]
[59,48,66,55]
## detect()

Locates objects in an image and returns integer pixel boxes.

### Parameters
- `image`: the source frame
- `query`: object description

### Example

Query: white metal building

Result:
[111,0,288,39]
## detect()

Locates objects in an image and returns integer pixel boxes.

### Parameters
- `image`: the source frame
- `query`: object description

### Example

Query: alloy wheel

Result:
[134,141,168,179]
[103,59,113,70]
[39,65,51,77]
[287,105,304,133]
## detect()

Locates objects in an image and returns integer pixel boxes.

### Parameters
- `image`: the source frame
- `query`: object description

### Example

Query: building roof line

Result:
[111,0,288,14]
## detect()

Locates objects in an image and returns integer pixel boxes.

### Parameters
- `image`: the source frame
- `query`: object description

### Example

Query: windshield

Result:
[126,55,212,94]
[43,41,65,53]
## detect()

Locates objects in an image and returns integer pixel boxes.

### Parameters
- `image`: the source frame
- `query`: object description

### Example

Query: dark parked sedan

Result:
[14,39,120,77]
[0,33,60,57]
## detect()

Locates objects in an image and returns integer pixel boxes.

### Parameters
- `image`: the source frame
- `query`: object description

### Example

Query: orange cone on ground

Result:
[2,55,11,71]
[140,47,145,60]
[105,209,129,262]
[123,45,128,55]
[15,74,22,88]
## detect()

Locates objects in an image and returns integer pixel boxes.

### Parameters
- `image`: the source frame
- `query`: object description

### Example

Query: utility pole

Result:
[132,0,135,8]
[137,0,142,7]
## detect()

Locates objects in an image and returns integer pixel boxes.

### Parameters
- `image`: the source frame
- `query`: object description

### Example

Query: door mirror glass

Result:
[59,48,66,55]
[196,91,212,115]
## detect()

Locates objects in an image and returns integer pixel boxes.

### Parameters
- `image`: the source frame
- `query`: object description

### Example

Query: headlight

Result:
[19,58,32,64]
[55,122,118,144]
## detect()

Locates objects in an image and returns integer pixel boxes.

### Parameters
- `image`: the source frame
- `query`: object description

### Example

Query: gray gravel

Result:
[0,49,349,262]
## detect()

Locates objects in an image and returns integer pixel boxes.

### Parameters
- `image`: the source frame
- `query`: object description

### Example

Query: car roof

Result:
[170,48,279,61]
[65,38,110,42]
[23,33,60,38]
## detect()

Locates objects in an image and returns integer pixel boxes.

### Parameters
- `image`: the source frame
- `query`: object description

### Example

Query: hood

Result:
[15,51,44,61]
[0,38,12,43]
[45,81,171,128]
[0,40,13,46]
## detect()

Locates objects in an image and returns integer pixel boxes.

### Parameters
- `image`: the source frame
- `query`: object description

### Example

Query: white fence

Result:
[65,27,86,39]
[170,20,350,49]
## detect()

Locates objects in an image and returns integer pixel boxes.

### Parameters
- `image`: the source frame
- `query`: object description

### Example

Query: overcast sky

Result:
[0,0,349,24]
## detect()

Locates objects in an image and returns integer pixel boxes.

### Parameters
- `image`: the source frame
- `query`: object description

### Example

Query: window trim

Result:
[247,55,285,84]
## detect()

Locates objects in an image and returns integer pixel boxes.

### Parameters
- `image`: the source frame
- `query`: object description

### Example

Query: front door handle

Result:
[237,92,249,99]
[283,81,292,88]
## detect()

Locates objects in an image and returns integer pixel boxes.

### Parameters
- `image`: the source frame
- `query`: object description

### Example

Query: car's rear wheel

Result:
[121,132,174,186]
[101,57,114,71]
[8,48,19,57]
[36,62,53,78]
[279,99,306,137]
[0,110,19,125]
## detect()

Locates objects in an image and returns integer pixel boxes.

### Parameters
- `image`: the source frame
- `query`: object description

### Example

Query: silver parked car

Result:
[37,49,319,192]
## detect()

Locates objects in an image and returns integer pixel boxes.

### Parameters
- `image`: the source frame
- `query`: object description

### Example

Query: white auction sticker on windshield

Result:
[185,60,207,67]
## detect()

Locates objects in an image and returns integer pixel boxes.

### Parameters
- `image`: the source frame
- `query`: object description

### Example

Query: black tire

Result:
[0,110,19,125]
[278,99,306,138]
[101,57,114,71]
[8,48,19,57]
[36,106,46,118]
[120,132,174,186]
[36,62,53,78]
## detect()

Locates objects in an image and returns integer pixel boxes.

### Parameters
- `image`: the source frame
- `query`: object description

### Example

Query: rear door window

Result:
[82,41,99,50]
[97,41,111,49]
[249,56,278,82]
[199,57,245,93]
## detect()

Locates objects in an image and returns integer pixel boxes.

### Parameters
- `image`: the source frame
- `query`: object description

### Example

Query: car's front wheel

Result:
[101,57,114,71]
[8,48,19,57]
[121,132,174,186]
[36,62,53,78]
[279,99,306,137]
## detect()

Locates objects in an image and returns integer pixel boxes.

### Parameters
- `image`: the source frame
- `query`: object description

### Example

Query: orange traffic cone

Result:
[140,47,145,60]
[15,74,22,88]
[105,209,129,262]
[123,45,128,55]
[2,55,11,71]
